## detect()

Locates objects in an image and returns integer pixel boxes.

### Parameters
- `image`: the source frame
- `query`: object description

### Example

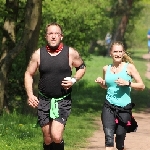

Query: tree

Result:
[110,0,142,46]
[0,0,42,113]
[40,0,110,57]
[0,0,19,113]
[109,0,133,42]
[0,0,144,113]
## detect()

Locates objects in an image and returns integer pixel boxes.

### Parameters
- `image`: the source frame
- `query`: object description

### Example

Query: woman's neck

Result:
[112,62,122,68]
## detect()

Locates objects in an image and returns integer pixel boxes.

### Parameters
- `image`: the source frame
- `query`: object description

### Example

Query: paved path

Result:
[80,54,150,150]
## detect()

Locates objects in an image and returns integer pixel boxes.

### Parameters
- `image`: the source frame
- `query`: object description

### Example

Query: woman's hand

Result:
[95,77,107,89]
[95,77,105,85]
[115,78,129,86]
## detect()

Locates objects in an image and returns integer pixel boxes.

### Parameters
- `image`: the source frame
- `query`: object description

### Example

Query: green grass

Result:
[0,112,42,150]
[0,49,150,150]
[128,49,150,111]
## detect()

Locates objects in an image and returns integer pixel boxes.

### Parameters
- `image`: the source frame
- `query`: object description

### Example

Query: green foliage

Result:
[5,0,150,114]
[39,0,112,57]
[0,0,148,116]
[125,2,150,49]
[7,51,27,113]
[105,0,146,50]
[0,0,113,114]
[115,0,150,49]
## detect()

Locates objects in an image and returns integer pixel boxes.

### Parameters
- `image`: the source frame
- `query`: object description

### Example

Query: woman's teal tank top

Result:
[105,63,132,107]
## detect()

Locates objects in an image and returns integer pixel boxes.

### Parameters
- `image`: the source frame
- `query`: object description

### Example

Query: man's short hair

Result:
[45,22,63,34]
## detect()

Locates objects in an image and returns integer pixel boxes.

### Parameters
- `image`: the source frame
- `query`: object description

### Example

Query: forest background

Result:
[0,0,150,149]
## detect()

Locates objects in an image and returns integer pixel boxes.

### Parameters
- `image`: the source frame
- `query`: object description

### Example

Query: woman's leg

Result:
[103,127,115,150]
[115,111,131,150]
[115,123,127,150]
[101,104,116,150]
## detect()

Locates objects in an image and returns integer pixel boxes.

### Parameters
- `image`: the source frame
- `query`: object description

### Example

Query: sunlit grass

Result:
[0,112,42,150]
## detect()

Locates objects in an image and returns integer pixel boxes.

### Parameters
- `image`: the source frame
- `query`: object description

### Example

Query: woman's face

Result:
[110,44,125,62]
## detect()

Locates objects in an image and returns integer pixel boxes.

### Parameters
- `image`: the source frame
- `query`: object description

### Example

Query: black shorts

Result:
[37,94,72,127]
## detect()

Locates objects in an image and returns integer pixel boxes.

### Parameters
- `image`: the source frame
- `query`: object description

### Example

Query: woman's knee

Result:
[103,127,114,147]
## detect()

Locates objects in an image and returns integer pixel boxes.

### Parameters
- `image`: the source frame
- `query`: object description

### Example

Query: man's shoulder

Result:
[68,47,80,59]
[33,48,40,56]
[69,47,78,53]
[30,48,40,63]
[148,30,150,34]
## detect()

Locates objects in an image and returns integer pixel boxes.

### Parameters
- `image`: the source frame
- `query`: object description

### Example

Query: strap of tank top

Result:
[106,64,112,73]
[123,62,129,72]
[106,63,129,74]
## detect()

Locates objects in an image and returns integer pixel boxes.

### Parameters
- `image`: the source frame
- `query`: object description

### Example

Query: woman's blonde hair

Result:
[110,41,134,64]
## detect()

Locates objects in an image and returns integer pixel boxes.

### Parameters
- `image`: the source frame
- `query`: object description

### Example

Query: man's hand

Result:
[27,95,39,108]
[61,77,75,90]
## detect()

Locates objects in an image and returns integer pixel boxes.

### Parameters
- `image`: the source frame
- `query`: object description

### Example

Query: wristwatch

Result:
[128,81,131,86]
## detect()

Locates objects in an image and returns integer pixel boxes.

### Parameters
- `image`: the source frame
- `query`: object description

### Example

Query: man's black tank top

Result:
[38,45,72,98]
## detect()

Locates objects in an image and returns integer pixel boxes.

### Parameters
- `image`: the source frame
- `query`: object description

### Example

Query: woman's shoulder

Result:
[103,64,111,71]
[126,63,136,75]
[126,63,135,69]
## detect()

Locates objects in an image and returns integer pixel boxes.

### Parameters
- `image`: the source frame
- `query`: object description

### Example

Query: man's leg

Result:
[42,122,53,150]
[43,142,54,150]
[53,139,64,150]
[51,120,65,150]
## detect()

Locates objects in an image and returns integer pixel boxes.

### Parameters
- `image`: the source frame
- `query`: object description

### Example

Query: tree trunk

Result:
[113,14,129,41]
[25,0,42,96]
[0,0,42,113]
[25,0,42,64]
[24,0,42,114]
[112,0,133,42]
[0,0,18,114]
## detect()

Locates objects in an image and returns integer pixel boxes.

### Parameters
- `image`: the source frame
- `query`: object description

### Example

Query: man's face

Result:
[45,25,63,48]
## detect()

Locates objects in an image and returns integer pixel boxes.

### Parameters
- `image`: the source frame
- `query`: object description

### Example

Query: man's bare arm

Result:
[24,49,40,97]
[69,47,86,81]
